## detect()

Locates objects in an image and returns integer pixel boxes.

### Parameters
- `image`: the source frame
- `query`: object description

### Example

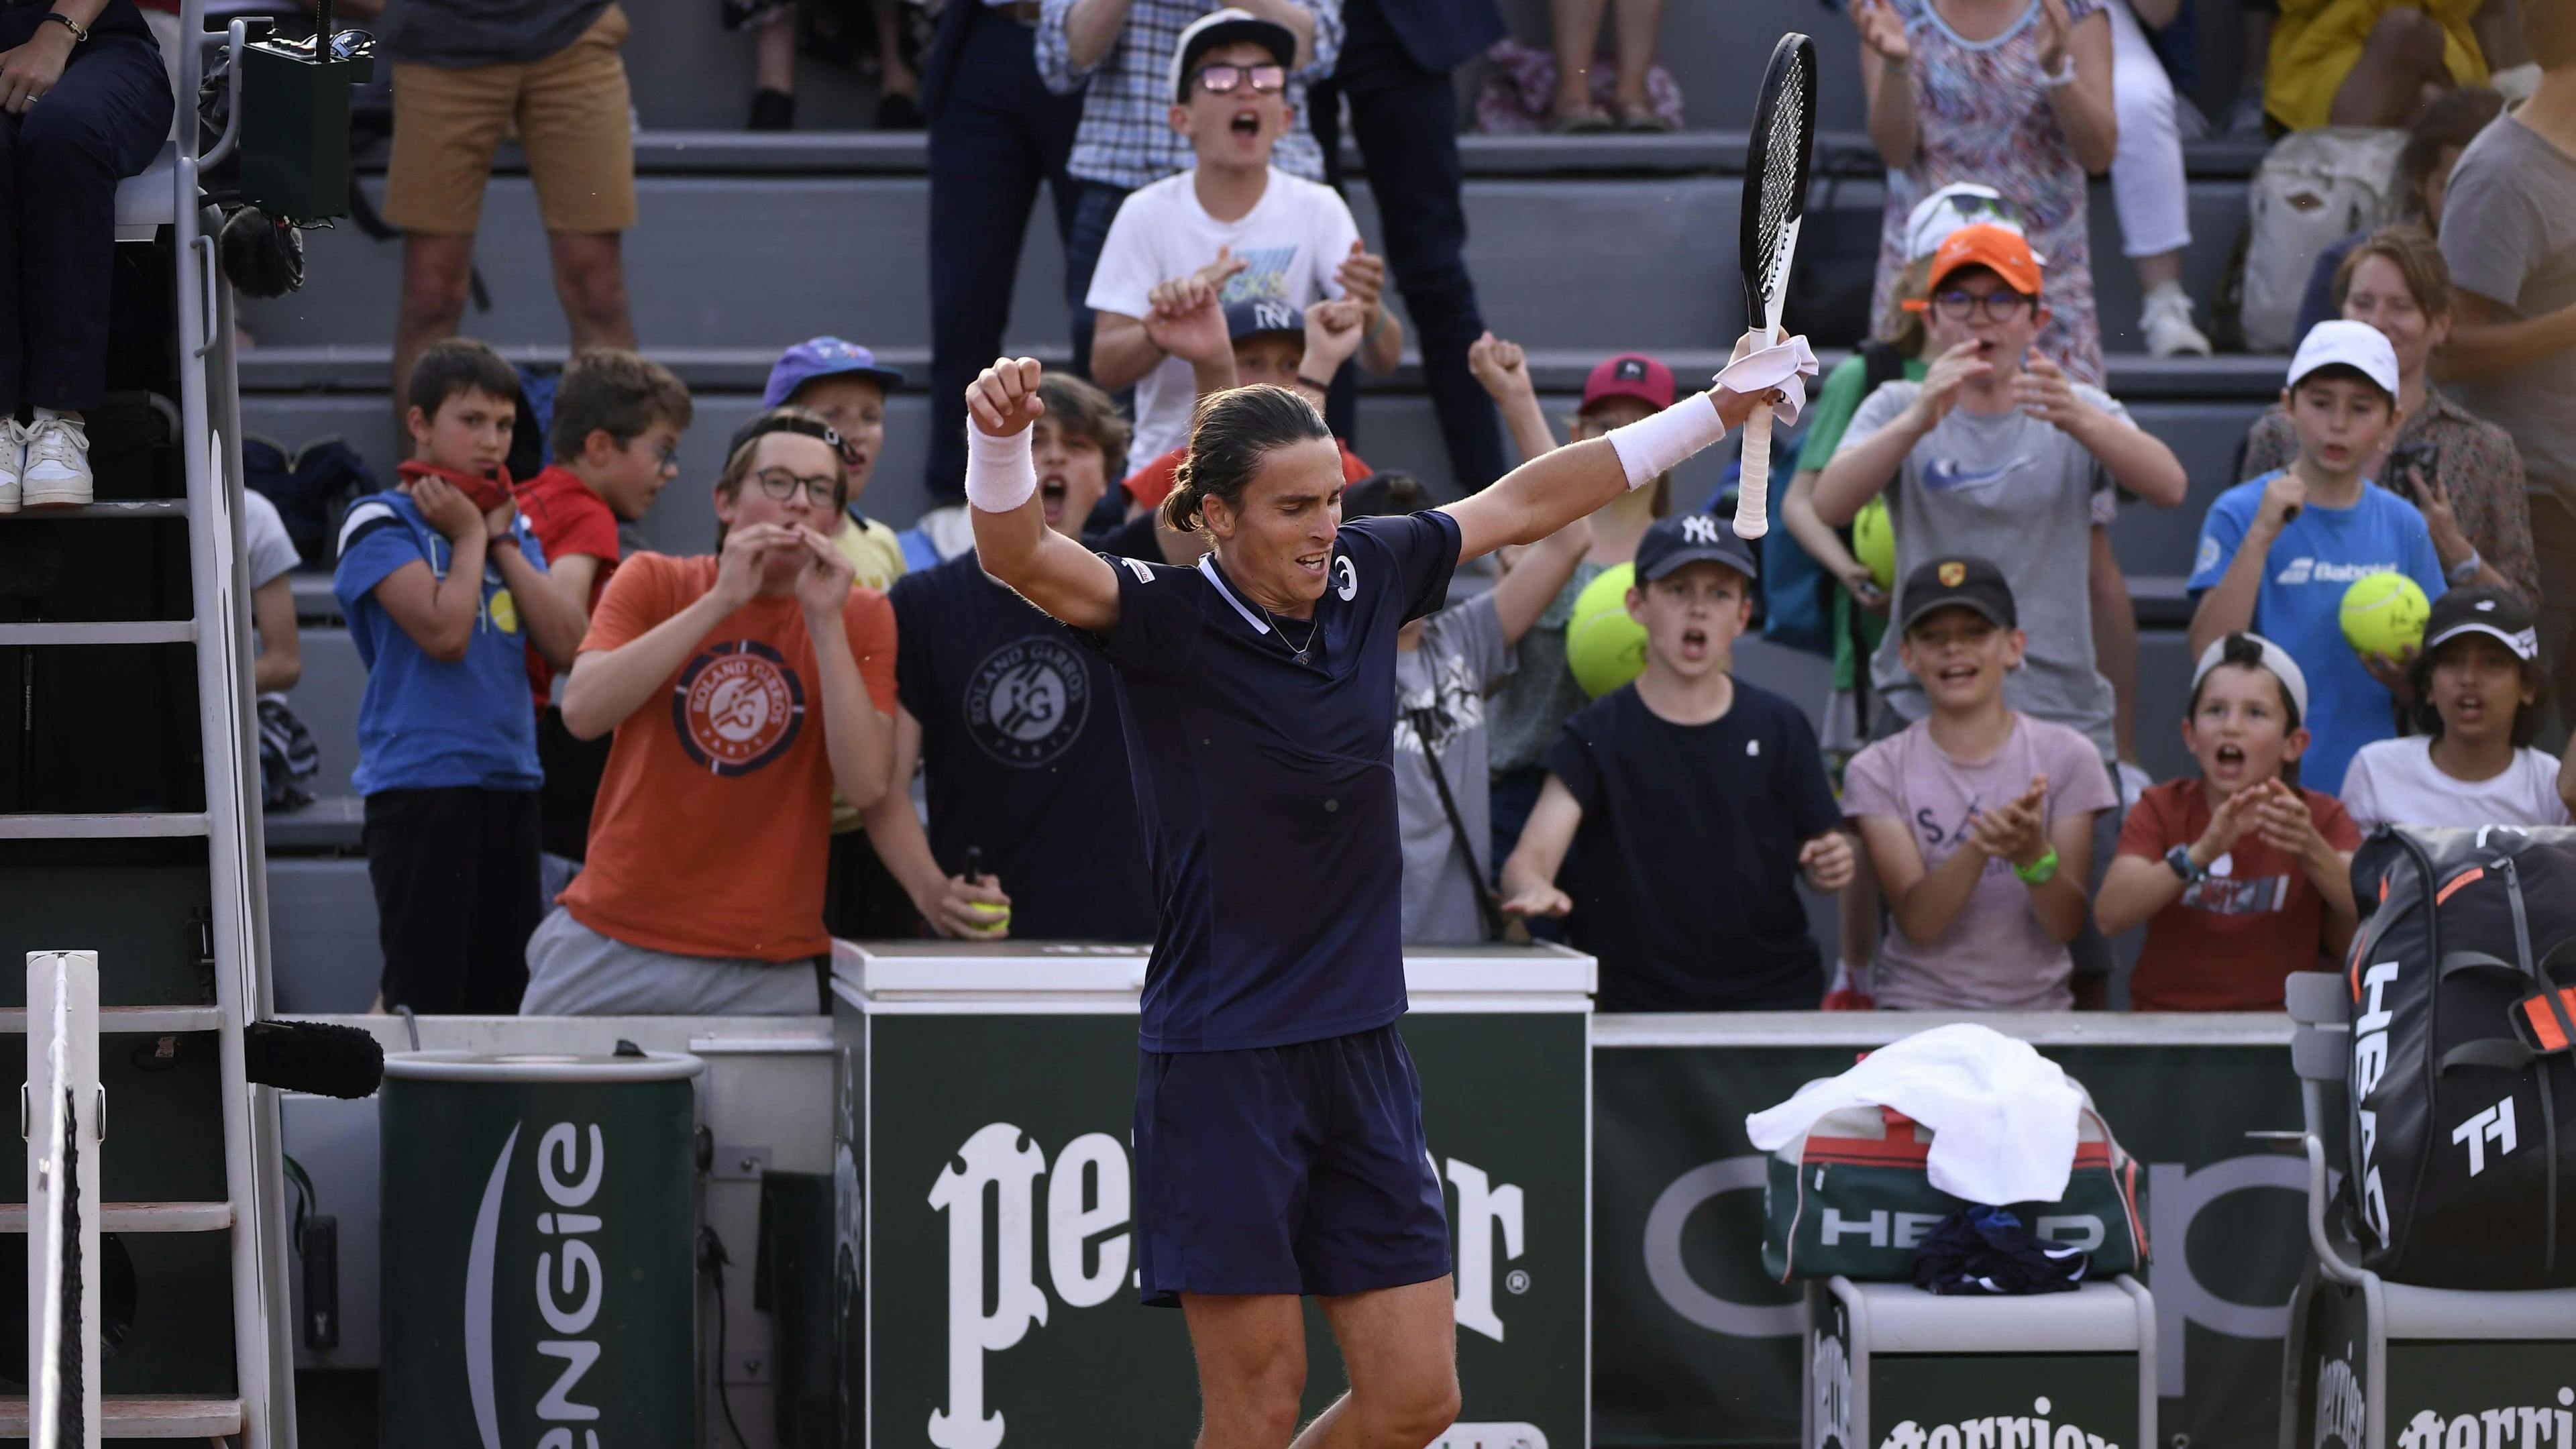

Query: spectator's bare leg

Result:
[392,232,476,433]
[874,0,918,103]
[1547,0,1612,127]
[2089,523,2141,770]
[546,230,637,357]
[2328,7,2453,127]
[755,16,796,95]
[1609,0,1668,121]
[1836,866,1881,1000]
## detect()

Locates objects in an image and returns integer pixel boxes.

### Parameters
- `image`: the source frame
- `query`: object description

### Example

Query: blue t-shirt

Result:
[890,552,1156,942]
[2187,472,2445,796]
[1081,511,1464,1053]
[332,488,549,795]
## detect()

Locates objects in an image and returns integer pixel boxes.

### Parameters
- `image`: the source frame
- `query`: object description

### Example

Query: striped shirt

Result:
[1036,0,1342,191]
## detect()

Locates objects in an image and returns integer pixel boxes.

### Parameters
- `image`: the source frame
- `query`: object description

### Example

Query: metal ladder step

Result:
[0,813,209,839]
[0,1005,221,1033]
[0,1199,234,1233]
[0,500,188,521]
[0,1394,245,1438]
[0,621,197,646]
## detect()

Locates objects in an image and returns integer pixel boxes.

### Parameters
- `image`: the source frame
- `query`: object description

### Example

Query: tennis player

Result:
[965,343,1794,1448]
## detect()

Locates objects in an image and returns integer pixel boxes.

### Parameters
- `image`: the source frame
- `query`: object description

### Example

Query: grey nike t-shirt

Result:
[1833,380,2122,759]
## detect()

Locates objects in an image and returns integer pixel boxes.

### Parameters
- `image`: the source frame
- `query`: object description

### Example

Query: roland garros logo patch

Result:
[673,639,806,777]
[966,637,1090,767]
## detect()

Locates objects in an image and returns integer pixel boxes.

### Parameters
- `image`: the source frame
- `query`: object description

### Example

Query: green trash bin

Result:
[380,1050,703,1449]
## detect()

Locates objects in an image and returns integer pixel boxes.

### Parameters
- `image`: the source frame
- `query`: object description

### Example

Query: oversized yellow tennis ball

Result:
[1568,564,1648,698]
[1852,498,1896,592]
[2339,573,2430,659]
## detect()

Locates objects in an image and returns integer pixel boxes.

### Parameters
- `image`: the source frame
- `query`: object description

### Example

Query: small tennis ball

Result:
[1852,498,1896,592]
[966,902,1010,919]
[1568,600,1649,697]
[2339,573,2430,659]
[1571,562,1635,627]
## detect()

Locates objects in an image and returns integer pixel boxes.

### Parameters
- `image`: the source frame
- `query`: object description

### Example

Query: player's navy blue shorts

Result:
[1133,1023,1452,1305]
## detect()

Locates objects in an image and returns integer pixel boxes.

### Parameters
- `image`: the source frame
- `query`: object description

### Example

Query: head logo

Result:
[1878,1397,2111,1449]
[1335,555,1359,602]
[966,639,1091,767]
[1682,516,1722,546]
[672,639,806,777]
[2394,1389,2575,1449]
[2352,957,2400,1243]
[1939,562,1966,588]
[465,1120,609,1449]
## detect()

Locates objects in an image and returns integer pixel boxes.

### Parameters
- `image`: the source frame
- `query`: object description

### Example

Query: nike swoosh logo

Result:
[1925,458,2021,490]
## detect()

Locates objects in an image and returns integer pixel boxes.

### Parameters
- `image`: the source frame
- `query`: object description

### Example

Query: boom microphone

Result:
[244,1020,384,1099]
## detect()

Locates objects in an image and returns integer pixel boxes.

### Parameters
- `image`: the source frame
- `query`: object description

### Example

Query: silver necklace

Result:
[1258,602,1321,664]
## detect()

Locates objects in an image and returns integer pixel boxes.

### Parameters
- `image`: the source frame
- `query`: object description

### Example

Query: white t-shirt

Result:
[1085,167,1360,462]
[242,486,301,702]
[2339,737,2570,832]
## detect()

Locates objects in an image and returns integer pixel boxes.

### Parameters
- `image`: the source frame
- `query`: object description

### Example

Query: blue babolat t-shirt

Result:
[1081,511,1463,1053]
[332,488,549,796]
[2187,472,2445,796]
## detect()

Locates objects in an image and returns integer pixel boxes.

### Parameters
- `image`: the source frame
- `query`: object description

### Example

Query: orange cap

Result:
[1924,223,2044,298]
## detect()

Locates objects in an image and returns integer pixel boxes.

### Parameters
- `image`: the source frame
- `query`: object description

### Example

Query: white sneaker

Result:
[20,414,92,508]
[0,420,25,515]
[2141,285,2213,358]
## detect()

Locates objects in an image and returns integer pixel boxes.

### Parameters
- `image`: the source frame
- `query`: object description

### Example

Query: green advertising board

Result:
[835,943,1593,1449]
[1593,1015,2316,1449]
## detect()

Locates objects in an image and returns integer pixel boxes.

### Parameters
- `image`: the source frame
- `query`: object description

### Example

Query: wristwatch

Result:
[2165,843,2208,884]
[2012,846,2060,885]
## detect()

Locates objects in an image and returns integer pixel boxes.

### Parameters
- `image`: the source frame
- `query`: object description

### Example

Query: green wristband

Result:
[2012,846,2059,886]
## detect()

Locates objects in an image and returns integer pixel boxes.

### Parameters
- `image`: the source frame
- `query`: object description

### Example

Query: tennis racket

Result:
[1735,32,1819,541]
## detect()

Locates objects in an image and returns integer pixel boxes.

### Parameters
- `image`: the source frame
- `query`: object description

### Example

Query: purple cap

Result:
[762,337,906,410]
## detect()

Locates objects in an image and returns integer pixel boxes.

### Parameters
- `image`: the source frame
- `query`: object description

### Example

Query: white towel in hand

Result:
[1743,1023,2084,1205]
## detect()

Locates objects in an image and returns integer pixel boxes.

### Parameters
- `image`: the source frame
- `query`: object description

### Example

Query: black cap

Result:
[1170,8,1298,103]
[2423,585,2538,661]
[1898,555,2017,631]
[1225,297,1305,342]
[1635,514,1759,584]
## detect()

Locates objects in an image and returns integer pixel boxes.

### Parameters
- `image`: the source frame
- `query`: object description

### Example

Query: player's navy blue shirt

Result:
[1081,511,1463,1052]
[889,552,1156,941]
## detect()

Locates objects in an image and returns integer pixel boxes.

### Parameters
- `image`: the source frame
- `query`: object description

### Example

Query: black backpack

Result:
[2346,825,2576,1288]
[242,435,376,569]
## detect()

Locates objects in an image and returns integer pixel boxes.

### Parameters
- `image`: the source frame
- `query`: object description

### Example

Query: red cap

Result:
[1582,353,1676,415]
[1924,223,2045,298]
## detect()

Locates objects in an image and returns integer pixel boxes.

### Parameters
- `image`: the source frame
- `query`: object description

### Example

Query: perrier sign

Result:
[834,944,1594,1449]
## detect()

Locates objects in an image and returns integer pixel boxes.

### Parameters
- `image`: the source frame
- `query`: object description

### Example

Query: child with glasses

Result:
[1086,9,1399,466]
[509,349,695,900]
[523,407,900,1017]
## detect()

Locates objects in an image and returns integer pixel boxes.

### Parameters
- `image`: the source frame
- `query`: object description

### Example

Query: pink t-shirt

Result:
[1841,714,2117,1011]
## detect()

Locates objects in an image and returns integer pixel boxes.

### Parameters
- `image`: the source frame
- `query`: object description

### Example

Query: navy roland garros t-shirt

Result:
[890,552,1157,941]
[1082,511,1464,1052]
[1544,680,1841,1012]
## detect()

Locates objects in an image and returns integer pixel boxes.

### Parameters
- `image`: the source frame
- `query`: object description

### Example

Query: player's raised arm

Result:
[1440,331,1805,564]
[965,358,1123,635]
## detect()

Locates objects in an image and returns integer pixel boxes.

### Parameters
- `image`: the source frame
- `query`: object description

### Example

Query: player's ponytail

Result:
[1160,384,1332,534]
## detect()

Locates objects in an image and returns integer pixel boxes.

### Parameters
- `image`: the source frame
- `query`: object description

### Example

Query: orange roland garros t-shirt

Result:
[2118,777,2363,1011]
[561,553,897,961]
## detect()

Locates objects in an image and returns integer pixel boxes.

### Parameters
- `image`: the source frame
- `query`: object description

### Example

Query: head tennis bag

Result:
[1760,1095,2145,1283]
[2346,824,2576,1287]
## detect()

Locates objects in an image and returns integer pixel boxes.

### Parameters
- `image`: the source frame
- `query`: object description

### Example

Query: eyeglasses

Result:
[1193,62,1285,96]
[650,442,680,474]
[1929,290,2035,322]
[749,468,839,507]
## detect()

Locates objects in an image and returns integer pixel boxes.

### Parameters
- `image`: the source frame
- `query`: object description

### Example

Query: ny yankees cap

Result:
[2422,586,2539,661]
[1636,513,1758,584]
[1224,297,1305,342]
[1898,555,2018,632]
[1581,353,1677,415]
[1171,8,1297,103]
[762,336,905,410]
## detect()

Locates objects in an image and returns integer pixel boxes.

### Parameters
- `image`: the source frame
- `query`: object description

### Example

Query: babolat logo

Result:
[926,1122,1529,1449]
[465,1121,608,1449]
[2314,1351,2363,1449]
[2394,1388,2575,1449]
[1877,1397,2118,1449]
[2274,558,2400,587]
[2352,957,2400,1243]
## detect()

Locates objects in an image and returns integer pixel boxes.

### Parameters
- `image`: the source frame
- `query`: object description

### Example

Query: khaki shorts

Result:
[384,4,637,236]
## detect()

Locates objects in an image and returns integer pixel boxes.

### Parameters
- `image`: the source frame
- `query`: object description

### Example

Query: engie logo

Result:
[1876,1397,2118,1449]
[2313,1350,2363,1449]
[2396,1389,2575,1449]
[465,1121,608,1449]
[924,1122,1529,1448]
[1813,1330,1855,1449]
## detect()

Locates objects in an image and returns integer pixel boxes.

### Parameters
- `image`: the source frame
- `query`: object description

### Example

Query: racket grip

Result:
[1737,405,1775,539]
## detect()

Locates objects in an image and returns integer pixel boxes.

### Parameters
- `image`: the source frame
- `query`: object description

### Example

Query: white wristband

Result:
[1605,394,1727,490]
[2036,57,2077,88]
[965,425,1037,513]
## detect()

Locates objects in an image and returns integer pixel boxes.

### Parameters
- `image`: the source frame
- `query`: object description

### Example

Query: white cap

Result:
[2286,319,2401,398]
[2192,632,2311,721]
[1902,184,2033,261]
[1167,7,1297,105]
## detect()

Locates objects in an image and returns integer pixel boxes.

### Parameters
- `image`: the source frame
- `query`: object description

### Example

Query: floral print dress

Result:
[1870,0,2108,385]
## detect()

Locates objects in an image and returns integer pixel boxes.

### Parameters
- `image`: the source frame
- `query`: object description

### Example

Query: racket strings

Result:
[1750,68,1815,300]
